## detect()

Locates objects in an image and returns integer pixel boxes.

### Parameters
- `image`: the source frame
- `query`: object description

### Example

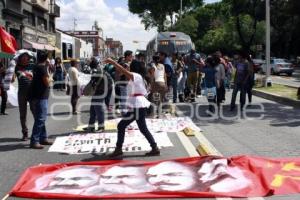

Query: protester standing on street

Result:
[149,53,167,117]
[184,49,203,102]
[214,54,226,109]
[116,51,133,116]
[202,57,217,114]
[159,52,173,95]
[1,57,16,115]
[30,51,52,149]
[53,57,65,91]
[177,54,188,102]
[246,56,255,105]
[68,59,80,114]
[224,56,234,90]
[104,58,160,157]
[230,51,251,111]
[215,51,226,101]
[171,53,181,103]
[14,51,35,141]
[84,66,113,133]
[103,63,115,111]
[0,61,7,115]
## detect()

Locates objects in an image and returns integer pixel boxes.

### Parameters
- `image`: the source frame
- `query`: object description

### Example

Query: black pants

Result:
[18,93,34,135]
[220,80,226,101]
[71,85,79,113]
[0,86,7,114]
[208,97,217,113]
[230,84,246,109]
[116,108,157,149]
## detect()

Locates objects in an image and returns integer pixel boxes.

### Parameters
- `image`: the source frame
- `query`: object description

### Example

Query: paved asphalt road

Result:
[0,90,299,200]
[269,69,300,87]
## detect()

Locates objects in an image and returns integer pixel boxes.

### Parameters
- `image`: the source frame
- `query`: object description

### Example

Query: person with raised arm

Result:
[104,58,160,157]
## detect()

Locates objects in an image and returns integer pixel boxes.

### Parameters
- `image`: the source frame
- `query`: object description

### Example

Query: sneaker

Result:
[83,127,95,132]
[108,148,123,157]
[0,112,8,115]
[145,147,160,156]
[30,143,44,149]
[96,127,105,133]
[21,134,29,141]
[40,140,53,145]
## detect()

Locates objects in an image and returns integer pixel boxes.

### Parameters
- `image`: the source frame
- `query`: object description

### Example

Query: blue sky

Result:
[57,0,221,51]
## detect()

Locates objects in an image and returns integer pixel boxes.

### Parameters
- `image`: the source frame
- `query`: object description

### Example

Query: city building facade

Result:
[105,38,123,58]
[65,30,106,58]
[0,0,60,53]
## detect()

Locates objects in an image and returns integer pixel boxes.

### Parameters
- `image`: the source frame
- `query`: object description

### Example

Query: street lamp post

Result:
[180,0,182,24]
[265,0,272,87]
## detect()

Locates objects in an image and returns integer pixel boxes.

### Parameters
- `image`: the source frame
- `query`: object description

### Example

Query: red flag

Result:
[9,156,300,199]
[0,26,18,54]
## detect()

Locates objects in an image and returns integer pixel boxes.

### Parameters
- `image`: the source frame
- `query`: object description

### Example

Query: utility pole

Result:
[265,0,272,87]
[73,18,77,35]
[180,0,183,24]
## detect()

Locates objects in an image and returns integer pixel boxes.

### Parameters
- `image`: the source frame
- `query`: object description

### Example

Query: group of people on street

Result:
[0,47,254,156]
[0,50,53,149]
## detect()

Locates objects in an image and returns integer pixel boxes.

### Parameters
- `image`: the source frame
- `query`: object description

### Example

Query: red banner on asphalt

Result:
[0,26,18,54]
[10,156,300,199]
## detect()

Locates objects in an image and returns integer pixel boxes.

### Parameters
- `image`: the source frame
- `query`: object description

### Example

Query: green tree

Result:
[225,0,265,53]
[128,0,203,31]
[171,15,199,40]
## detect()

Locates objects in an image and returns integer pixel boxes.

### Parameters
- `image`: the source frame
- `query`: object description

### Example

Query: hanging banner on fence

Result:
[10,156,300,199]
[48,131,173,154]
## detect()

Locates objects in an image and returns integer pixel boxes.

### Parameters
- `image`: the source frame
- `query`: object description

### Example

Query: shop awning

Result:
[44,44,55,51]
[23,40,45,50]
[55,47,61,53]
[0,51,14,59]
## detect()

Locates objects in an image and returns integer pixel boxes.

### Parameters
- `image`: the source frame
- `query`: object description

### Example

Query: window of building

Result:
[23,10,35,27]
[37,17,47,31]
[49,21,55,33]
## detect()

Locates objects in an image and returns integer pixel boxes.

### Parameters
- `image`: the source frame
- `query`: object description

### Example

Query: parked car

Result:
[252,59,265,73]
[261,58,294,76]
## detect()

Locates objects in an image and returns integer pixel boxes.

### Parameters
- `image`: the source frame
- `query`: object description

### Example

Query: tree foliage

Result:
[128,0,203,31]
[129,0,300,57]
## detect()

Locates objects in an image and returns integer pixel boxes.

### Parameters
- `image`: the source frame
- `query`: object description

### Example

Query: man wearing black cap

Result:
[14,50,35,141]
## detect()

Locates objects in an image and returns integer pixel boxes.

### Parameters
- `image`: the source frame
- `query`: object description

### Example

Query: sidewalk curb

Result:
[253,89,300,108]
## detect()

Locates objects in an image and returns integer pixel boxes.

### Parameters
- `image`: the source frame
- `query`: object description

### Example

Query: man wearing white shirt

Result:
[68,59,80,114]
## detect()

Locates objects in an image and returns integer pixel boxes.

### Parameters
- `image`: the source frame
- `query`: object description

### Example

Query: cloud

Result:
[113,7,129,17]
[56,0,156,52]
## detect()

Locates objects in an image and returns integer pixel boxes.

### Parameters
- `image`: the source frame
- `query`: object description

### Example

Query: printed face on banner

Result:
[146,161,198,191]
[35,166,100,194]
[98,166,155,194]
[197,159,251,192]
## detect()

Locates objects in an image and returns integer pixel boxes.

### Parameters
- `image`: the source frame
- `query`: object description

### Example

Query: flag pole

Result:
[265,0,271,87]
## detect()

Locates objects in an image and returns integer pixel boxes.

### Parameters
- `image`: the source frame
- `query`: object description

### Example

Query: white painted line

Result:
[177,132,199,157]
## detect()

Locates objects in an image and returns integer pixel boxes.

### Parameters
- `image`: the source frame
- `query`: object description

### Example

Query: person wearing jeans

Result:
[30,51,52,149]
[31,99,48,145]
[230,51,251,111]
[84,69,113,132]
